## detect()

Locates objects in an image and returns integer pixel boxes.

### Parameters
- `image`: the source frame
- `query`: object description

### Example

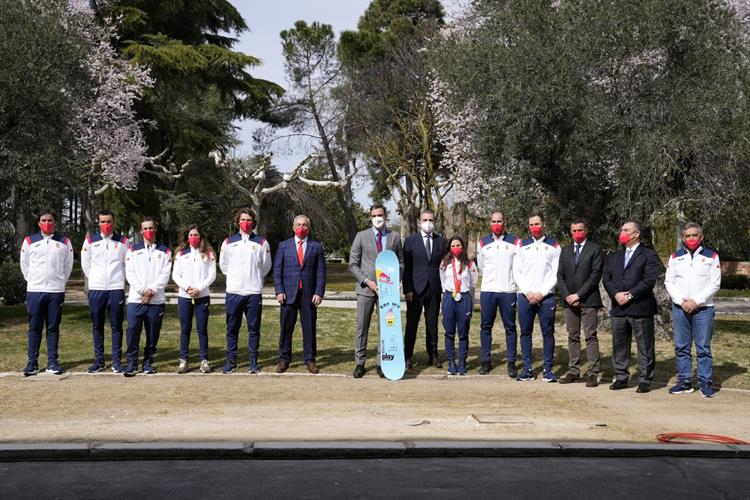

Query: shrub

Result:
[722,274,750,290]
[0,261,26,305]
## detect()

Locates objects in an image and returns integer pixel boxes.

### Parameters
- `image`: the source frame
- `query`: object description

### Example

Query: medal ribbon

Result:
[451,258,461,295]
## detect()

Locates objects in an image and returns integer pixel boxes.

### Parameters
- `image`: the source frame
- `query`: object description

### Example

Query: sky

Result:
[230,0,371,159]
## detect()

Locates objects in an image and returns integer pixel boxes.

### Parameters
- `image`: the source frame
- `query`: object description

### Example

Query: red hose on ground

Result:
[657,433,749,445]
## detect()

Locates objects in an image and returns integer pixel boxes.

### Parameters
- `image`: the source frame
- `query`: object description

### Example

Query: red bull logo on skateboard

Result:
[377,271,393,286]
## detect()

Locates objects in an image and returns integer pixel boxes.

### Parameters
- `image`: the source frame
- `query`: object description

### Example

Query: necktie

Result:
[297,240,304,289]
[376,231,383,253]
[624,248,633,268]
[574,244,581,264]
[425,235,431,260]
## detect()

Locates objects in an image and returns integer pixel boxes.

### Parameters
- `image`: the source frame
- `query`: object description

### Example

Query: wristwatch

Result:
[627,292,633,301]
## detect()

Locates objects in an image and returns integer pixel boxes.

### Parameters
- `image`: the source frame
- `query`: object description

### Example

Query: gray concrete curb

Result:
[0,441,748,461]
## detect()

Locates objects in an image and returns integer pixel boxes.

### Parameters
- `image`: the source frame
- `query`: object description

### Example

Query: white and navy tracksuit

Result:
[219,232,272,368]
[440,259,478,371]
[665,246,722,385]
[513,235,561,375]
[20,232,74,369]
[124,242,172,371]
[172,247,216,362]
[477,233,519,365]
[81,232,128,370]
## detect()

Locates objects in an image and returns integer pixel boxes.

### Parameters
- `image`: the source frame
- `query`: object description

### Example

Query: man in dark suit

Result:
[403,210,446,368]
[348,204,403,378]
[273,214,326,374]
[557,218,604,387]
[603,220,661,393]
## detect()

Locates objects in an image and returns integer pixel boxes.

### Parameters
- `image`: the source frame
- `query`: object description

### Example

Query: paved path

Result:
[60,290,750,313]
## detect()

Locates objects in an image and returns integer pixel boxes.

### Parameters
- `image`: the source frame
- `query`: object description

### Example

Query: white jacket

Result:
[125,242,172,305]
[513,236,561,296]
[440,258,479,294]
[476,232,519,293]
[20,232,73,293]
[219,232,272,295]
[81,232,128,291]
[665,246,722,307]
[172,246,217,299]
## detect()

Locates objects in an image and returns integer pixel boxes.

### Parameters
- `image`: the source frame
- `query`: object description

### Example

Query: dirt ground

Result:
[1,372,748,443]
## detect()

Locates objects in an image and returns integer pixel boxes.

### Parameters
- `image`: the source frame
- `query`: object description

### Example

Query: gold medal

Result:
[453,292,462,302]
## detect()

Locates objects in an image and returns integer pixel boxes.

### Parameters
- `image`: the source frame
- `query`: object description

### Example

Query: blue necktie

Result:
[624,248,633,268]
[574,244,581,264]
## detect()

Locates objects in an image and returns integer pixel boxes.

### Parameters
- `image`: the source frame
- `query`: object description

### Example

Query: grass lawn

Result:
[1,305,748,389]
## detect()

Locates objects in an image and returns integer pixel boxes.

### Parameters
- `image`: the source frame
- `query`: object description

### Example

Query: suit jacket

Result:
[403,232,446,296]
[348,228,403,297]
[603,244,660,317]
[273,237,326,304]
[557,240,604,308]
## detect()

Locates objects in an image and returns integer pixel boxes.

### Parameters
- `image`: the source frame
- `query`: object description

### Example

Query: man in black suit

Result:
[403,210,446,368]
[557,218,604,387]
[603,220,661,393]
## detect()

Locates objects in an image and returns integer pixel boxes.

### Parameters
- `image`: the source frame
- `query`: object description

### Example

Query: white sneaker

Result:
[177,359,188,374]
[200,360,211,374]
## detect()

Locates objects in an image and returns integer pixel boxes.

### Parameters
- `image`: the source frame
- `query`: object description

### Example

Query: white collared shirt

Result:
[172,247,217,299]
[513,235,561,296]
[665,245,721,307]
[440,258,478,293]
[126,242,172,304]
[20,232,74,293]
[294,235,308,259]
[81,232,129,291]
[219,232,272,295]
[476,232,519,293]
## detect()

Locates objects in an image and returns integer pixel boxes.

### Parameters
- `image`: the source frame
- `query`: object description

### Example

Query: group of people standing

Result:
[349,206,721,397]
[18,204,721,397]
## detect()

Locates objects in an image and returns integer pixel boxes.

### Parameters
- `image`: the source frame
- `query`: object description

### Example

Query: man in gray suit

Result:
[348,204,403,378]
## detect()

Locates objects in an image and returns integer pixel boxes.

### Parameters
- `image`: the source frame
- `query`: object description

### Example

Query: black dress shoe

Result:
[376,366,385,378]
[636,383,651,393]
[609,379,628,390]
[479,361,491,375]
[405,358,413,369]
[353,364,365,378]
[432,359,442,369]
[586,374,599,388]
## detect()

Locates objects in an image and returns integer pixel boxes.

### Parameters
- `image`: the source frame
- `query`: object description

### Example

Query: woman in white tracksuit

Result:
[439,235,478,375]
[172,224,216,374]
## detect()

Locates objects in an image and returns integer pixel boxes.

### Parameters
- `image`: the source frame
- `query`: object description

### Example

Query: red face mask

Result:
[142,229,156,242]
[99,222,113,236]
[491,223,504,235]
[684,239,701,251]
[188,235,201,248]
[450,247,463,257]
[618,231,631,245]
[39,221,55,234]
[572,232,586,244]
[530,226,544,239]
[239,220,253,234]
[295,226,309,239]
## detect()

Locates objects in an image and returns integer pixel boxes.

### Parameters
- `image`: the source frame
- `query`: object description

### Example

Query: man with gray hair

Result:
[273,214,326,374]
[665,222,721,398]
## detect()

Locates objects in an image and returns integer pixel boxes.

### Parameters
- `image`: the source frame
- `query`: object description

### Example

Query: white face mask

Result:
[420,221,435,234]
[372,216,385,229]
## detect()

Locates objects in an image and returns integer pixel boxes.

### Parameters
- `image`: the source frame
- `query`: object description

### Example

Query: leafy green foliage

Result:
[0,261,26,306]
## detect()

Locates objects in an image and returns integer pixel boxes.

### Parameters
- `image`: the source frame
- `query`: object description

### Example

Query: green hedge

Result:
[0,261,26,305]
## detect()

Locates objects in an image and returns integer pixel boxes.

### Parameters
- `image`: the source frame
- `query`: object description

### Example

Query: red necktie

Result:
[376,231,383,253]
[297,240,304,289]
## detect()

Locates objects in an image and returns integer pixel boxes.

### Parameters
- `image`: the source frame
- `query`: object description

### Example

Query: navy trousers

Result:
[178,296,210,361]
[518,293,556,372]
[278,292,317,363]
[442,292,473,366]
[125,303,164,366]
[88,289,125,365]
[479,291,517,364]
[225,293,262,364]
[26,292,65,366]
